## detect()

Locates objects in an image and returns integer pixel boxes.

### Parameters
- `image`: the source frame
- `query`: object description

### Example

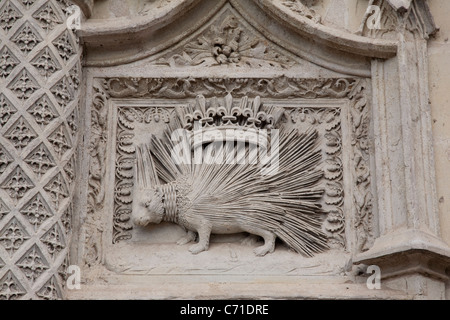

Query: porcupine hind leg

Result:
[245,227,276,256]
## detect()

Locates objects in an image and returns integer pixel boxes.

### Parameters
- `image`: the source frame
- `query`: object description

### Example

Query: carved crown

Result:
[177,93,280,131]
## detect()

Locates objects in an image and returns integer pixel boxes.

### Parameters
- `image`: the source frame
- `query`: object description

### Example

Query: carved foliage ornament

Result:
[154,8,295,68]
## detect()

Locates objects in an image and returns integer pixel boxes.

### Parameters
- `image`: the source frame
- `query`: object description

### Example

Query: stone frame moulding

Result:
[70,0,450,299]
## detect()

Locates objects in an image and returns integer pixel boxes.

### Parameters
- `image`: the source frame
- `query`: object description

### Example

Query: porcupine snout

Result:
[131,202,152,226]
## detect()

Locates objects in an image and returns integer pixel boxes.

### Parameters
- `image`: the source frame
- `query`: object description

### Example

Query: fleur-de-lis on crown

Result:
[180,94,276,130]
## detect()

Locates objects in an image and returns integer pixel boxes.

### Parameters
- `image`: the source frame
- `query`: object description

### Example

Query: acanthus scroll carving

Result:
[349,80,374,252]
[154,8,295,68]
[85,80,109,265]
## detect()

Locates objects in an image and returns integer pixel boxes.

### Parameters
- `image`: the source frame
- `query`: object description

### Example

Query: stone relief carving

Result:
[290,107,344,248]
[349,80,373,252]
[0,1,23,33]
[32,1,64,32]
[84,82,109,266]
[10,22,43,55]
[86,76,374,262]
[130,94,330,256]
[31,47,62,79]
[0,271,26,300]
[0,46,20,79]
[154,8,295,68]
[104,77,353,99]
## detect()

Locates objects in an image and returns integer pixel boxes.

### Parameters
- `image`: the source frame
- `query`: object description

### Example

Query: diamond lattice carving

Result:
[0,1,23,33]
[5,116,37,151]
[41,222,65,258]
[25,143,56,178]
[20,192,53,231]
[31,46,61,79]
[0,270,26,300]
[10,22,42,55]
[48,123,71,159]
[0,46,20,79]
[44,172,68,210]
[16,244,49,284]
[32,1,63,32]
[7,68,39,101]
[0,217,30,256]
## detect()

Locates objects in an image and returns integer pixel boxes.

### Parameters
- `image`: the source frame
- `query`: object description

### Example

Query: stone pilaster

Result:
[354,0,450,299]
[0,0,82,299]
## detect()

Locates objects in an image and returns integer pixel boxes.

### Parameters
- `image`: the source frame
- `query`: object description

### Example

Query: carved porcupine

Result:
[132,94,329,257]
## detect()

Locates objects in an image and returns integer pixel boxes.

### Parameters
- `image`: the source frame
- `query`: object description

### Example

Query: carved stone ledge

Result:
[353,229,450,298]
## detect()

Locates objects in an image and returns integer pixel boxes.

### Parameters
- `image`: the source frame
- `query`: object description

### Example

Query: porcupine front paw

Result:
[189,243,208,254]
[177,230,196,245]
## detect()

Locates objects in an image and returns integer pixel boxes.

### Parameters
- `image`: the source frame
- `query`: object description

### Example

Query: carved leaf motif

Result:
[0,94,17,127]
[61,204,72,235]
[52,30,75,63]
[31,47,61,79]
[36,276,62,300]
[324,159,342,181]
[51,76,73,108]
[48,124,72,159]
[0,166,35,201]
[324,131,341,155]
[44,173,69,211]
[325,182,344,206]
[27,94,59,128]
[11,22,43,54]
[115,181,133,204]
[21,0,36,10]
[67,107,78,136]
[156,10,294,68]
[0,271,26,300]
[0,1,23,33]
[7,69,40,101]
[5,116,37,151]
[118,111,135,130]
[282,0,321,23]
[116,159,134,179]
[0,217,30,256]
[0,46,20,79]
[68,63,80,89]
[20,192,53,231]
[32,1,63,31]
[16,244,49,284]
[40,223,65,258]
[25,143,56,178]
[63,154,75,183]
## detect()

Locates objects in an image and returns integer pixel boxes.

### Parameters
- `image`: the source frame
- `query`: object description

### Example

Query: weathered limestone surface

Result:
[1,0,449,300]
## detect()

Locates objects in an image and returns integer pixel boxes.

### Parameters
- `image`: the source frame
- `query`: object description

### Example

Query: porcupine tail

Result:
[261,128,329,256]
